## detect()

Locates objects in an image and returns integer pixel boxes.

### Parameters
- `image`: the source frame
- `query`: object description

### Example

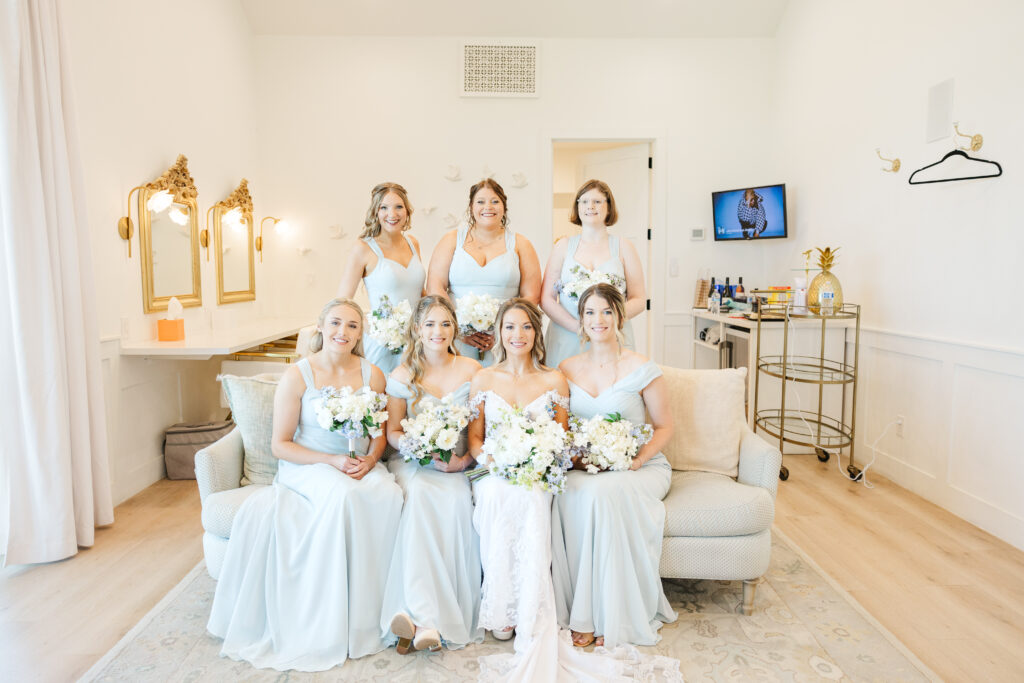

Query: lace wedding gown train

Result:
[471,390,682,682]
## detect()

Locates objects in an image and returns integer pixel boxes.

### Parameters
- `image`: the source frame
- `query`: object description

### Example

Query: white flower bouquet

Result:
[398,396,472,466]
[312,385,389,456]
[467,404,571,493]
[455,293,502,336]
[368,294,412,354]
[555,265,626,301]
[567,412,653,473]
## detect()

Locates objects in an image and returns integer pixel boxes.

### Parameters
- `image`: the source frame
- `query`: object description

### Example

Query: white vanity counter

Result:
[119,316,310,360]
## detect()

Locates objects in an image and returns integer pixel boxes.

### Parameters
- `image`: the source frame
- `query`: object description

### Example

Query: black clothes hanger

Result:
[908,148,1003,185]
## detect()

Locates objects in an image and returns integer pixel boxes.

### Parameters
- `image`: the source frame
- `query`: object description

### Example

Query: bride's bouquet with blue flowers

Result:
[368,294,412,355]
[467,404,571,493]
[567,412,653,473]
[554,265,626,301]
[398,396,472,466]
[312,385,389,456]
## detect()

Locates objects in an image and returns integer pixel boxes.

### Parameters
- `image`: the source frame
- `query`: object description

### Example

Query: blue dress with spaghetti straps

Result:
[544,234,635,369]
[379,376,483,649]
[447,225,520,367]
[208,357,404,671]
[362,234,425,375]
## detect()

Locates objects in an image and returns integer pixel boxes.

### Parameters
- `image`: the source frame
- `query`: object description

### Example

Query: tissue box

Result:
[158,318,185,341]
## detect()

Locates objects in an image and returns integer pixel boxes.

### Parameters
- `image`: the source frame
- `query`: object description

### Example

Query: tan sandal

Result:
[571,630,595,648]
[391,613,416,655]
[414,627,441,652]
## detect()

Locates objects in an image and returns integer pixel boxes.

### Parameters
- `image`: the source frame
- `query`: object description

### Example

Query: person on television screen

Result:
[737,189,767,238]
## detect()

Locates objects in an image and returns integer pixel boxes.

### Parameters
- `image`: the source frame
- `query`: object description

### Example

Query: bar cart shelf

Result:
[752,298,861,481]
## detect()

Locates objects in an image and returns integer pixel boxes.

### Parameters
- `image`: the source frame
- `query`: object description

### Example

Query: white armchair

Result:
[657,366,782,615]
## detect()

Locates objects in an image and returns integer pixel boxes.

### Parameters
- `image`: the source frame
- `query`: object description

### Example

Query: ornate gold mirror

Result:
[128,155,202,313]
[209,179,256,304]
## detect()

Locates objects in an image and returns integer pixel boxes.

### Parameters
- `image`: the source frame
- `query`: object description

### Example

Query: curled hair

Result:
[577,283,627,348]
[569,179,619,227]
[360,182,413,239]
[493,298,547,369]
[309,297,366,357]
[400,295,460,410]
[465,178,509,235]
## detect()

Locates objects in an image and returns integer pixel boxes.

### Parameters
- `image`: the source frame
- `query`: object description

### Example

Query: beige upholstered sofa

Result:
[198,365,781,614]
[657,366,781,615]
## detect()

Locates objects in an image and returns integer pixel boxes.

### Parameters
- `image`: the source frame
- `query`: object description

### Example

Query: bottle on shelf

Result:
[820,280,835,316]
[710,286,722,314]
[734,277,745,301]
[707,277,716,309]
[724,277,732,301]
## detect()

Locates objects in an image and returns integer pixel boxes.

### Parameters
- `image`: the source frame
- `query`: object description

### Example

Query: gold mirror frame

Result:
[212,179,256,304]
[138,155,202,313]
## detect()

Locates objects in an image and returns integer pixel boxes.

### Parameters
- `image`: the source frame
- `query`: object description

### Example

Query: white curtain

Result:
[0,0,113,565]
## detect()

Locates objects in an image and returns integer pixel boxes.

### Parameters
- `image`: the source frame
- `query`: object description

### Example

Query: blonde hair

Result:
[493,298,547,369]
[309,298,366,357]
[578,283,627,348]
[465,178,509,236]
[569,179,619,227]
[359,182,413,239]
[400,296,460,410]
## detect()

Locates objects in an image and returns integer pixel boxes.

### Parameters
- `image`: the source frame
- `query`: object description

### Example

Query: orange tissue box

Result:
[158,318,185,341]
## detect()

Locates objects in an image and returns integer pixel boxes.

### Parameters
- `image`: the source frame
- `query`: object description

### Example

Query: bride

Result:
[467,298,680,682]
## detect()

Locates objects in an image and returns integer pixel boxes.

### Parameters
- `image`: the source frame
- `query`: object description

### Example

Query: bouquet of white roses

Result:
[555,265,626,301]
[368,294,412,354]
[567,412,653,473]
[455,293,502,336]
[312,385,389,456]
[467,404,571,493]
[398,396,472,466]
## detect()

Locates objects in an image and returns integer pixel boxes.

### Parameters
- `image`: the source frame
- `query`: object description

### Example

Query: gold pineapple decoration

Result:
[807,246,843,314]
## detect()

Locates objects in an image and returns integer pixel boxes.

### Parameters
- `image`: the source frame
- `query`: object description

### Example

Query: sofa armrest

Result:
[737,427,782,499]
[195,427,244,502]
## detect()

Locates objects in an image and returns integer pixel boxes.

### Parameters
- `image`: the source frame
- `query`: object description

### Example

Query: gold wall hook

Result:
[953,122,983,151]
[875,148,901,173]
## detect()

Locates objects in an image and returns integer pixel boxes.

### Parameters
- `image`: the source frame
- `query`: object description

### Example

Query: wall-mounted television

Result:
[711,183,787,241]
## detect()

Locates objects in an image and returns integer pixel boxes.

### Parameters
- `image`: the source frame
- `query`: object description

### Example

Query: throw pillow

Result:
[219,373,282,485]
[660,366,746,477]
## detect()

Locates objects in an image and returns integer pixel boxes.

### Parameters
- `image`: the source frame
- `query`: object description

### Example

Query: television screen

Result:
[711,183,787,241]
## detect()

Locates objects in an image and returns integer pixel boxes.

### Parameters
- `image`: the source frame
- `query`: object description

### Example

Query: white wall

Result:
[769,0,1024,549]
[63,0,263,502]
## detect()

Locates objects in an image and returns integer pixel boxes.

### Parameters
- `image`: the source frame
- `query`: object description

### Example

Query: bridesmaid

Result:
[208,298,403,671]
[426,178,542,366]
[338,182,426,375]
[550,283,677,649]
[541,179,646,368]
[380,295,484,653]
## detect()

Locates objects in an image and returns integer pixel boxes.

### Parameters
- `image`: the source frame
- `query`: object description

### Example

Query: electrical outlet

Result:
[896,415,905,438]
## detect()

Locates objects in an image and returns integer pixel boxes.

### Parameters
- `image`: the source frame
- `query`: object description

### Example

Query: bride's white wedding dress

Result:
[471,389,682,682]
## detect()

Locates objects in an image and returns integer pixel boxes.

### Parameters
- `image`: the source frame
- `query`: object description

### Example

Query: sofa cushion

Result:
[662,470,774,537]
[660,366,745,477]
[220,373,282,486]
[201,484,269,538]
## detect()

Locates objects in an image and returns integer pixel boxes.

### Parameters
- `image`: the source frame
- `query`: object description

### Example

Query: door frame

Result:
[541,129,668,364]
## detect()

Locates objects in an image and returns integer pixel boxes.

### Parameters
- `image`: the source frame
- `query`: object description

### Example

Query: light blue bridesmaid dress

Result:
[550,360,676,649]
[208,357,404,672]
[380,376,484,649]
[544,234,636,369]
[447,225,520,366]
[363,234,425,375]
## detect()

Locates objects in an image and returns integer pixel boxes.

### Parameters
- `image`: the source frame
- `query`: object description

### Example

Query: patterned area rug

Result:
[81,530,937,682]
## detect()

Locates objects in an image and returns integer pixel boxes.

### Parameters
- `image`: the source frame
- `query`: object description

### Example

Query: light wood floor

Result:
[2,455,1023,682]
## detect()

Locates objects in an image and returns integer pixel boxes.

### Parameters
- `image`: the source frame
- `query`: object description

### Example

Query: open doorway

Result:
[551,140,652,356]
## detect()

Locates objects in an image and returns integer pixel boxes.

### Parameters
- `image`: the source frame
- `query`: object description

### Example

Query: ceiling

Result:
[239,0,789,38]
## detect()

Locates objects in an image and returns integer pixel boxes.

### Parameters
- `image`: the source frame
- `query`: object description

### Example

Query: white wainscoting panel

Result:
[852,328,1024,551]
[661,312,692,369]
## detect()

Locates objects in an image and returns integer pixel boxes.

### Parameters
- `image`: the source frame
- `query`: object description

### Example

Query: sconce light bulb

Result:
[146,189,174,213]
[274,220,291,234]
[223,207,244,231]
[168,207,189,226]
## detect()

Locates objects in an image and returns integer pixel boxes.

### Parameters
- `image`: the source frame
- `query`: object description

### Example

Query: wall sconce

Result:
[117,155,198,258]
[875,148,901,173]
[257,217,290,263]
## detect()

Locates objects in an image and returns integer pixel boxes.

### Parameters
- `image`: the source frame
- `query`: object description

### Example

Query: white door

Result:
[578,143,651,356]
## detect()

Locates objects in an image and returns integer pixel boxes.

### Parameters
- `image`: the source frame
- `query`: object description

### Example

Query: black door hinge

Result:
[648,157,653,169]
[646,299,651,311]
[647,228,651,240]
